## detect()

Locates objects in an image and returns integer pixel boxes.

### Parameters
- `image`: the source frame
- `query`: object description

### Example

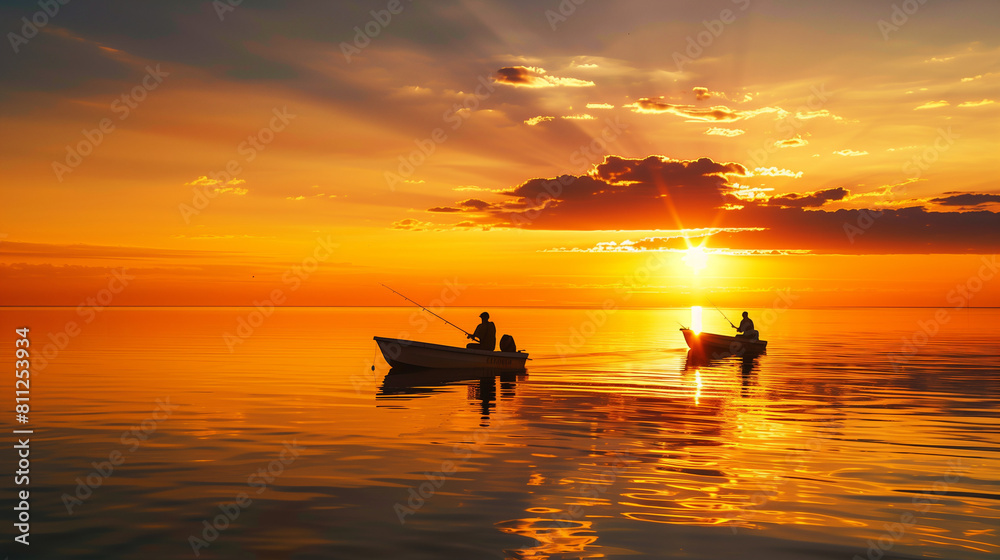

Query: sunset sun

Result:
[683,245,709,273]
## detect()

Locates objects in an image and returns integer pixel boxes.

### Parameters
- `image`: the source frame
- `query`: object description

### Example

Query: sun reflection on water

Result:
[691,305,702,333]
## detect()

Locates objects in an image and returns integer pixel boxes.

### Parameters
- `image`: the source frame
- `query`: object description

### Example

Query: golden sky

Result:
[1,0,998,307]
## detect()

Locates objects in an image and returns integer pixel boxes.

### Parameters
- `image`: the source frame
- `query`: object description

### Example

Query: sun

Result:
[682,245,709,273]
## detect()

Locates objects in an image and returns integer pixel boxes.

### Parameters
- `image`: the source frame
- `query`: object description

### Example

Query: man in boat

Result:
[466,312,497,351]
[733,311,759,340]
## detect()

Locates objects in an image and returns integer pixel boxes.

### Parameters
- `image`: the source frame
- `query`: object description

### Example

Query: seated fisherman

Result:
[733,311,759,340]
[466,311,497,351]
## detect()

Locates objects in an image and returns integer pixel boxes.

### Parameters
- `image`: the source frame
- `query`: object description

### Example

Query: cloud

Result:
[524,115,555,126]
[958,99,995,107]
[185,176,248,195]
[629,98,786,122]
[775,137,808,148]
[961,73,995,82]
[428,198,493,213]
[562,114,596,120]
[833,149,868,157]
[915,100,950,110]
[752,167,803,178]
[705,127,745,137]
[795,109,842,121]
[693,86,711,100]
[494,66,595,88]
[586,103,614,109]
[543,232,808,255]
[425,155,749,229]
[392,218,434,230]
[418,154,1000,254]
[764,187,848,208]
[929,193,1000,207]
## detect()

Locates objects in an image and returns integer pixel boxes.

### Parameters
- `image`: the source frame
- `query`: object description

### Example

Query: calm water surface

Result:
[2,307,998,559]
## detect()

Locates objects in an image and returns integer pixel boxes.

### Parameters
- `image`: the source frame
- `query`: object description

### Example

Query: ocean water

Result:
[2,306,998,559]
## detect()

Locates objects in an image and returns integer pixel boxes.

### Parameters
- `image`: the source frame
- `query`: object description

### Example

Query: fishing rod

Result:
[707,299,736,328]
[380,284,477,339]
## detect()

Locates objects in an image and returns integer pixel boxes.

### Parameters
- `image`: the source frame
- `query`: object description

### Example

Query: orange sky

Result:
[1,1,998,307]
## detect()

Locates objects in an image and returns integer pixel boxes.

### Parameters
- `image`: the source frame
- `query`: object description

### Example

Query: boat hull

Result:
[374,336,528,371]
[680,328,767,358]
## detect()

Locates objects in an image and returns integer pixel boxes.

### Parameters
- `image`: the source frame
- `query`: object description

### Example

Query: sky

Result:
[1,0,998,308]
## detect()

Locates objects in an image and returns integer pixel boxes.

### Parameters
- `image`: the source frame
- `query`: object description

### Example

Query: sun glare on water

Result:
[691,305,702,334]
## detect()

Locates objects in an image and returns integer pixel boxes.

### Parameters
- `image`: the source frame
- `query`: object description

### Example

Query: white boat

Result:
[374,336,529,371]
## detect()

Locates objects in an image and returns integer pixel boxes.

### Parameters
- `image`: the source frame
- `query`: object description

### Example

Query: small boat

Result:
[374,336,529,371]
[680,328,767,358]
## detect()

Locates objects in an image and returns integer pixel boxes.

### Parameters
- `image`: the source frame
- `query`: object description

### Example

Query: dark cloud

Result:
[929,192,1000,206]
[495,66,534,86]
[428,198,492,212]
[424,154,1000,253]
[427,155,749,229]
[493,66,593,88]
[766,187,848,208]
[457,198,492,210]
[716,205,1000,254]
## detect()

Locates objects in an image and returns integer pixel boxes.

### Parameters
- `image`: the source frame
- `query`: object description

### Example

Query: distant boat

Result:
[374,336,529,371]
[680,328,767,357]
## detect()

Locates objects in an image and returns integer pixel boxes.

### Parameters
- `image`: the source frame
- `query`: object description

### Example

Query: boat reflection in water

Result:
[377,367,526,423]
[684,349,761,394]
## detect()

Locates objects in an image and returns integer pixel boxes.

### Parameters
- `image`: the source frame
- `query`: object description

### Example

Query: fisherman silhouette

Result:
[733,311,759,340]
[466,312,497,351]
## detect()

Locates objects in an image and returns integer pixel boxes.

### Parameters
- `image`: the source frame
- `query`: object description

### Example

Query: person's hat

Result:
[479,312,490,319]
